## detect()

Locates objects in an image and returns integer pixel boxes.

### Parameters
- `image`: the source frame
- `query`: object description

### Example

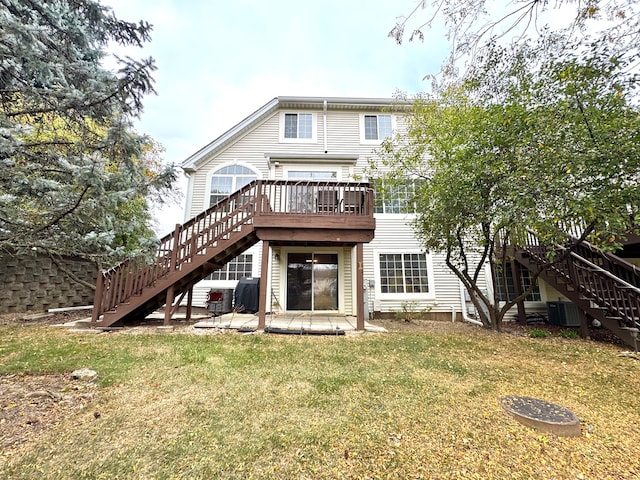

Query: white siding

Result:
[365,215,492,316]
[188,115,279,216]
[183,100,483,316]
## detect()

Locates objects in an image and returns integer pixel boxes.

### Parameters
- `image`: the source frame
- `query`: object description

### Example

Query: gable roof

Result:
[181,96,401,172]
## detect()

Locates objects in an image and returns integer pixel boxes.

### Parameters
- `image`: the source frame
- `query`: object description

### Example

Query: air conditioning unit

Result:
[546,301,580,327]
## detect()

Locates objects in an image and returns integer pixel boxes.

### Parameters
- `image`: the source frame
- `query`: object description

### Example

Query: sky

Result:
[103,0,449,234]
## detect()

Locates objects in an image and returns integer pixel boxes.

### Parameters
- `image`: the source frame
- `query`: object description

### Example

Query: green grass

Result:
[527,328,551,338]
[559,328,580,339]
[1,322,639,479]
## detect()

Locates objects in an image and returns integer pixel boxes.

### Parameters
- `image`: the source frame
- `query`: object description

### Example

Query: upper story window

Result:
[280,112,316,142]
[209,165,257,208]
[285,113,312,139]
[362,114,392,142]
[373,179,418,214]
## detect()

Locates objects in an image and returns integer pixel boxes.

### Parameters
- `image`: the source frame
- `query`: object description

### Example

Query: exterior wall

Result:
[186,107,395,219]
[183,99,491,317]
[0,254,96,313]
[365,215,491,318]
[187,114,277,217]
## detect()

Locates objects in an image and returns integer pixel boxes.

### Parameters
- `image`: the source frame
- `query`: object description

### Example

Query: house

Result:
[180,96,494,321]
[91,96,639,347]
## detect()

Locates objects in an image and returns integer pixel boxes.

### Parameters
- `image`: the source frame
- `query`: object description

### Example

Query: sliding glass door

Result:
[286,253,338,311]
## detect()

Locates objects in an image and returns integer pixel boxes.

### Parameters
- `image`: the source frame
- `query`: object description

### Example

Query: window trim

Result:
[279,112,317,143]
[359,113,394,144]
[206,162,260,209]
[374,249,435,300]
[278,246,345,314]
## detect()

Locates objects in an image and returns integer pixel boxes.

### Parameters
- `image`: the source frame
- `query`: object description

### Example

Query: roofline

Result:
[181,96,408,171]
[277,96,398,105]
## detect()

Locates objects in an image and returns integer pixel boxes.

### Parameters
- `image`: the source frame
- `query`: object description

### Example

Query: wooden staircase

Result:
[92,180,375,328]
[514,231,640,348]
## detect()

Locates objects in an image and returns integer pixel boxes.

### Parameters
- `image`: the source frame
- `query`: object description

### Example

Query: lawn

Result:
[1,319,639,479]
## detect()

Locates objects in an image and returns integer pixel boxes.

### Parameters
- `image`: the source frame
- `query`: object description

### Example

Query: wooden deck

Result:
[92,180,376,329]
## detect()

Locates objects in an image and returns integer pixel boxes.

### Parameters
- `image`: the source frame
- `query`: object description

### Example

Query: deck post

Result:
[356,242,365,330]
[186,287,193,322]
[511,261,527,324]
[163,223,183,326]
[258,240,270,330]
[164,284,175,325]
[91,270,104,325]
[577,308,590,339]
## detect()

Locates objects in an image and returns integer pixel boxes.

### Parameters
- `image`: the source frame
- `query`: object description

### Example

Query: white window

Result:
[287,170,337,181]
[379,253,429,294]
[206,254,253,281]
[375,251,435,300]
[280,112,316,142]
[373,179,418,214]
[362,114,392,142]
[209,165,257,208]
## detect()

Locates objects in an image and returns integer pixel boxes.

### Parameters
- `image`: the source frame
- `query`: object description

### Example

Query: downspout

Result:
[266,155,274,180]
[459,281,483,326]
[183,170,194,222]
[323,100,328,153]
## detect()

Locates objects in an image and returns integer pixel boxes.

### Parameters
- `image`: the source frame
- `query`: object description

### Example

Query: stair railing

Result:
[92,181,264,321]
[521,229,640,330]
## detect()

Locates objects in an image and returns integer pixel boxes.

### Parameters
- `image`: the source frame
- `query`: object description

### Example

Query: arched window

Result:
[209,165,257,207]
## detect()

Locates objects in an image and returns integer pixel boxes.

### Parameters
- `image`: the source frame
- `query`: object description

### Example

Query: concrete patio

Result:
[193,312,387,335]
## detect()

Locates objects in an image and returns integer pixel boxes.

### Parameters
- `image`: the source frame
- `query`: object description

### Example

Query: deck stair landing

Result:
[514,231,640,348]
[92,180,375,329]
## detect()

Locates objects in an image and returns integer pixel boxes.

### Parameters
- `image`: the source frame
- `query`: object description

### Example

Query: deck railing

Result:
[92,180,373,321]
[258,180,374,216]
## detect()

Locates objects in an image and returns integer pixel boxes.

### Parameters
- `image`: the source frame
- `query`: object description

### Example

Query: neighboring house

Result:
[180,96,565,320]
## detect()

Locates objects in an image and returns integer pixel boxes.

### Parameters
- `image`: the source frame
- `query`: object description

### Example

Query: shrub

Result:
[559,329,579,339]
[528,328,550,338]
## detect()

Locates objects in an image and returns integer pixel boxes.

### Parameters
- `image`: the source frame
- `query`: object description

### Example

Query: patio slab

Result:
[193,312,387,334]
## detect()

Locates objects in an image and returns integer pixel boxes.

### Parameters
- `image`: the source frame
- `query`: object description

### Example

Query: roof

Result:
[181,96,407,171]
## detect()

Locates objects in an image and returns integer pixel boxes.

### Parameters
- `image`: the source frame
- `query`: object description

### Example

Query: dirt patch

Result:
[0,373,97,458]
[0,311,98,460]
[0,309,91,327]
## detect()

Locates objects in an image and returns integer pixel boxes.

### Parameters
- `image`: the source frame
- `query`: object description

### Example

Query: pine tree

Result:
[0,0,177,265]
